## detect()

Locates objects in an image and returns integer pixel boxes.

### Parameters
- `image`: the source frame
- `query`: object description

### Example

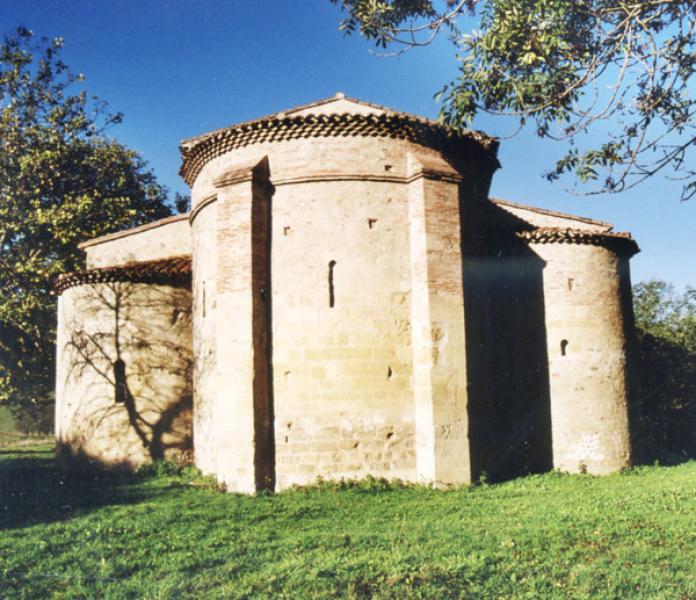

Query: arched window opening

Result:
[560,339,569,357]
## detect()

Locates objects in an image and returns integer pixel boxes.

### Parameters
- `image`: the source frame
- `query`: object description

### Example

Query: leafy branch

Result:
[331,0,696,200]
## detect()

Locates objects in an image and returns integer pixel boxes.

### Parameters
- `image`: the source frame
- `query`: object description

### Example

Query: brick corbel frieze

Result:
[517,227,640,257]
[53,255,192,295]
[179,112,500,187]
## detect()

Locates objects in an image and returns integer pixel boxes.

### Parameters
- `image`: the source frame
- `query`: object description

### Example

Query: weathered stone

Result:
[54,94,638,490]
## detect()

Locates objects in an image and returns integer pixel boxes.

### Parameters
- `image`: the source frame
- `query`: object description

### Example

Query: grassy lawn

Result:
[0,409,52,447]
[0,407,19,446]
[1,444,694,599]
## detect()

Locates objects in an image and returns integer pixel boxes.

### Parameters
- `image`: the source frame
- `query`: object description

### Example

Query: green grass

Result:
[0,406,15,430]
[0,406,23,447]
[1,445,694,599]
[0,408,52,447]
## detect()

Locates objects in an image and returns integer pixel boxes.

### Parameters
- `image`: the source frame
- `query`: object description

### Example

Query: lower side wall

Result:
[273,409,416,490]
[534,244,634,474]
[55,282,193,469]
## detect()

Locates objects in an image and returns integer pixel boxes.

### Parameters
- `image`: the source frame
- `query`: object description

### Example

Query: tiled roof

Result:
[179,111,499,186]
[54,256,191,295]
[490,198,614,230]
[78,213,189,249]
[273,93,394,117]
[517,227,639,256]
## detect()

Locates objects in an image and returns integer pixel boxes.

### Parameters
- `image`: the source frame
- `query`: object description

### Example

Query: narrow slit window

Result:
[328,260,336,308]
[114,359,127,404]
[560,339,569,356]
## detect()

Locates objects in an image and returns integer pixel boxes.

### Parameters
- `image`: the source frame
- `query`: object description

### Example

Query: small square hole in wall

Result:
[568,278,574,291]
[368,218,377,229]
[384,164,393,172]
[283,226,291,236]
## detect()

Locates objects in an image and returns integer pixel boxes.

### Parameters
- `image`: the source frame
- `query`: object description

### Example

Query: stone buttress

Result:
[54,94,640,491]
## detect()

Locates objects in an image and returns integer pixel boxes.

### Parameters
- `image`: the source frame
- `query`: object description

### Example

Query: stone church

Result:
[54,94,639,492]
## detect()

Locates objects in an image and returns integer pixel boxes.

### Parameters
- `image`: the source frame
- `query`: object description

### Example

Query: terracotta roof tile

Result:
[179,112,499,186]
[517,227,639,256]
[54,255,191,295]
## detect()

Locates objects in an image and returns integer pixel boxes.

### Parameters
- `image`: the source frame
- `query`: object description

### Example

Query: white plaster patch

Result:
[570,433,605,463]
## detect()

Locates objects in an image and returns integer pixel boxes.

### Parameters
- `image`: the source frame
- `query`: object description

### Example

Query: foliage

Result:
[1,444,695,597]
[632,280,696,460]
[0,28,172,431]
[330,0,696,199]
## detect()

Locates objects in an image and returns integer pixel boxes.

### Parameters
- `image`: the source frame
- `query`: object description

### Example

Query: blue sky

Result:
[1,0,693,288]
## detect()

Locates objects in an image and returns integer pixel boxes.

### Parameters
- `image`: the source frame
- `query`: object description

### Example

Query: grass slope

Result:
[1,445,694,599]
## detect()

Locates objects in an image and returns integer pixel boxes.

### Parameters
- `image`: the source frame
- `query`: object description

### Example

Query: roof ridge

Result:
[490,197,614,230]
[79,213,189,249]
[180,93,394,148]
[280,92,393,116]
[179,95,489,151]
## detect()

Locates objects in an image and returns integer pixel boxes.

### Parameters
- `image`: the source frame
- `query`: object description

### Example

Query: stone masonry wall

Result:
[188,135,494,489]
[82,215,191,269]
[57,100,639,490]
[531,242,633,473]
[55,281,193,468]
[190,202,219,477]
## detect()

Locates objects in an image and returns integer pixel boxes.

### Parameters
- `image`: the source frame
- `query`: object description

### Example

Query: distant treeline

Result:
[632,280,696,463]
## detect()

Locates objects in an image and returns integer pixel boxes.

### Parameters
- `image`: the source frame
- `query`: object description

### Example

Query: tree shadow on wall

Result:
[461,199,553,482]
[631,332,696,465]
[58,281,193,468]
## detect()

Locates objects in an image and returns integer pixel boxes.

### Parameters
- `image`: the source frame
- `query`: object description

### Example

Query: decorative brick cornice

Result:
[54,256,192,295]
[179,112,499,186]
[517,227,640,256]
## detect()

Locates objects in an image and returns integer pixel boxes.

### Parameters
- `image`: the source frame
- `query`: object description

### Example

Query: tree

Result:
[0,27,173,431]
[632,280,696,461]
[330,1,696,200]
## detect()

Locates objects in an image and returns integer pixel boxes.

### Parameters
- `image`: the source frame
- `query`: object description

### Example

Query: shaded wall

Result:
[55,281,193,469]
[461,201,553,482]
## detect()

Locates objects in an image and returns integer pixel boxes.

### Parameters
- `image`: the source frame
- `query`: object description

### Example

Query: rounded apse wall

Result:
[55,280,193,469]
[184,124,496,488]
[529,240,635,474]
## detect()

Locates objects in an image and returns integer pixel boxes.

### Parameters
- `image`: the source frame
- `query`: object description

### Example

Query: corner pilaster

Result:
[407,153,471,485]
[213,156,275,492]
